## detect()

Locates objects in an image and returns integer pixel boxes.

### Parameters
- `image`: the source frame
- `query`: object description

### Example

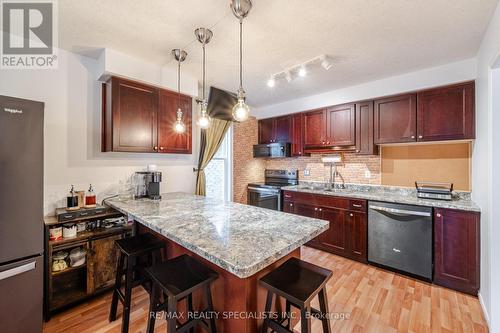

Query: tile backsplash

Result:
[265,153,381,185]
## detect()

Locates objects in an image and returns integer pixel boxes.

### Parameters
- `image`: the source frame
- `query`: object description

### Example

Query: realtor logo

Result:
[1,0,58,69]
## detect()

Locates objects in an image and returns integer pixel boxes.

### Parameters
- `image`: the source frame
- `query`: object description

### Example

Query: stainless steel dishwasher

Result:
[368,201,433,280]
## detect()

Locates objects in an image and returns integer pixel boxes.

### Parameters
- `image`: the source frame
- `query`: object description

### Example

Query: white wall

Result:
[474,1,500,328]
[99,48,199,96]
[0,48,200,215]
[254,58,476,118]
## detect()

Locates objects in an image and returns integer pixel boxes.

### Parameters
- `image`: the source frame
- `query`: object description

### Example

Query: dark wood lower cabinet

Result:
[434,208,480,295]
[284,191,480,295]
[318,207,348,256]
[283,191,367,262]
[346,211,368,263]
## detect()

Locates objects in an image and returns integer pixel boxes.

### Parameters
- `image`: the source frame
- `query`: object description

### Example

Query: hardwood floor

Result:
[43,246,488,333]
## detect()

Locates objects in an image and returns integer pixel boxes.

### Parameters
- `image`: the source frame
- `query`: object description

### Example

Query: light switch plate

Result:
[365,170,371,178]
[304,169,311,176]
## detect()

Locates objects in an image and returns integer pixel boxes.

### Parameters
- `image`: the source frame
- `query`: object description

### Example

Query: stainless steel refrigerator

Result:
[0,95,44,333]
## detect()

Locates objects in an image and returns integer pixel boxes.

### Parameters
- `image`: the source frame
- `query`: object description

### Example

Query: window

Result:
[205,126,232,201]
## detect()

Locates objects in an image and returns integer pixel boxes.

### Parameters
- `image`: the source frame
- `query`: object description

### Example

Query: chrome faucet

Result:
[329,163,345,189]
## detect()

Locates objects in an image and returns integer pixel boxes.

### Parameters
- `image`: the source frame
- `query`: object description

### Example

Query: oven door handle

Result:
[247,187,280,194]
[369,205,431,217]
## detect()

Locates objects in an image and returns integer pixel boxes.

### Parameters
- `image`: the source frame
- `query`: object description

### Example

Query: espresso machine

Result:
[134,171,162,200]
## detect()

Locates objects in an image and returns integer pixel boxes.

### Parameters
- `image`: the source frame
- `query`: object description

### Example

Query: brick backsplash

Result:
[265,153,381,185]
[232,117,381,204]
[232,117,266,204]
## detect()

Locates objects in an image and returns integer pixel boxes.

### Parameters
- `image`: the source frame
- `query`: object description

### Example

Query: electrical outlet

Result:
[365,170,371,179]
[303,169,311,176]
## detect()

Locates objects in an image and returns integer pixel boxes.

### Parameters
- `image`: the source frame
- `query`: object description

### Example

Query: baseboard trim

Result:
[478,292,490,328]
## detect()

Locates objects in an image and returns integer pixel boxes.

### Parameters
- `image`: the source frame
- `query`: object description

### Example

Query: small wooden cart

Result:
[43,207,132,321]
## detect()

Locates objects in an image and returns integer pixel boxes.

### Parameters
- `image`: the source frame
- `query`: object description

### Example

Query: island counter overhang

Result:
[105,192,329,332]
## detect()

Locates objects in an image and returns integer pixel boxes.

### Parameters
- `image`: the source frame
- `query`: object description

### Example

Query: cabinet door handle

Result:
[314,207,318,211]
[418,135,423,139]
[319,208,322,212]
[411,135,415,139]
[356,149,360,153]
[289,203,293,207]
[159,146,164,151]
[436,213,442,218]
[153,146,158,151]
[352,204,363,208]
[298,151,302,155]
[350,213,354,217]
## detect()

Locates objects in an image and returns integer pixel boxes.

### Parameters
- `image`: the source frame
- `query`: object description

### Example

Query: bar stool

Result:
[259,257,333,333]
[109,233,165,333]
[145,254,218,333]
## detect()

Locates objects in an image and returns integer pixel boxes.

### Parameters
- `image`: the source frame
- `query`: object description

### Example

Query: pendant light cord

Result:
[239,18,243,91]
[177,57,181,111]
[202,42,206,102]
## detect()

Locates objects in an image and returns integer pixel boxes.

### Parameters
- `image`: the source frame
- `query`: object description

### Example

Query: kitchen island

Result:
[105,192,329,332]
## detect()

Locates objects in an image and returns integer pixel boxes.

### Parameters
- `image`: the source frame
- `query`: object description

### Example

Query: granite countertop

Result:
[105,192,329,278]
[281,183,481,212]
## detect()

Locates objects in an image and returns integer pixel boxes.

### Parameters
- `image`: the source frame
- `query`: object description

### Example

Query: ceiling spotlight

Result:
[267,77,275,88]
[298,66,307,77]
[321,55,333,70]
[285,71,292,83]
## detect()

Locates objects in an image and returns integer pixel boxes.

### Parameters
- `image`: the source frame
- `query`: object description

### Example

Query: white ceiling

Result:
[59,0,498,107]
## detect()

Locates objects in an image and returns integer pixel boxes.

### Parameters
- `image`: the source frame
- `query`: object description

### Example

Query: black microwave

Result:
[253,142,291,158]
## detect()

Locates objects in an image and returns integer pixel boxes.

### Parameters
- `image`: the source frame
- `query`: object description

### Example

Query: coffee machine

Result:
[134,171,162,200]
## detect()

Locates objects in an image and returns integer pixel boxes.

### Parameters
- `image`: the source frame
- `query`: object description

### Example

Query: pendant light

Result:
[231,0,252,122]
[172,49,187,133]
[195,28,213,129]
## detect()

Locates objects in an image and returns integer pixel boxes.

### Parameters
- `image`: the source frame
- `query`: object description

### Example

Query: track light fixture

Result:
[266,54,334,88]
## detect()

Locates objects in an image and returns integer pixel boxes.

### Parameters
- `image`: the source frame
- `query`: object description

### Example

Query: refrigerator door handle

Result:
[0,261,36,281]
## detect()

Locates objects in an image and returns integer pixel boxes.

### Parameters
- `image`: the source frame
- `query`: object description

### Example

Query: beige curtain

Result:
[195,118,232,196]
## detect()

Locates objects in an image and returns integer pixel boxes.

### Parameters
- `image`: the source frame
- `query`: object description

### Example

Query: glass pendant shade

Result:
[174,108,186,133]
[232,97,250,122]
[197,102,211,129]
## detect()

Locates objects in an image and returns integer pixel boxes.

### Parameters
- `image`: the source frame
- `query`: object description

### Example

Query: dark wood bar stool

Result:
[109,233,165,333]
[145,254,218,333]
[259,257,333,333]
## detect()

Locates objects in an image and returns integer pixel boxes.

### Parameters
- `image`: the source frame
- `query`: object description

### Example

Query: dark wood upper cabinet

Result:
[102,76,192,154]
[274,115,292,143]
[326,103,356,146]
[434,208,480,295]
[258,115,292,144]
[355,100,378,155]
[374,93,417,144]
[105,77,158,152]
[303,108,327,147]
[258,118,275,144]
[256,82,475,154]
[291,113,304,156]
[158,90,192,154]
[417,82,475,141]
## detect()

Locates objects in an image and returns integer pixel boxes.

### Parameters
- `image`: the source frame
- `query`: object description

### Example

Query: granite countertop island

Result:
[105,192,329,278]
[282,183,481,212]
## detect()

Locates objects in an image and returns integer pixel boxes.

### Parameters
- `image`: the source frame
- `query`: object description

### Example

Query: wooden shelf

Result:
[44,211,123,226]
[52,263,87,277]
[49,224,132,246]
[51,289,87,310]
